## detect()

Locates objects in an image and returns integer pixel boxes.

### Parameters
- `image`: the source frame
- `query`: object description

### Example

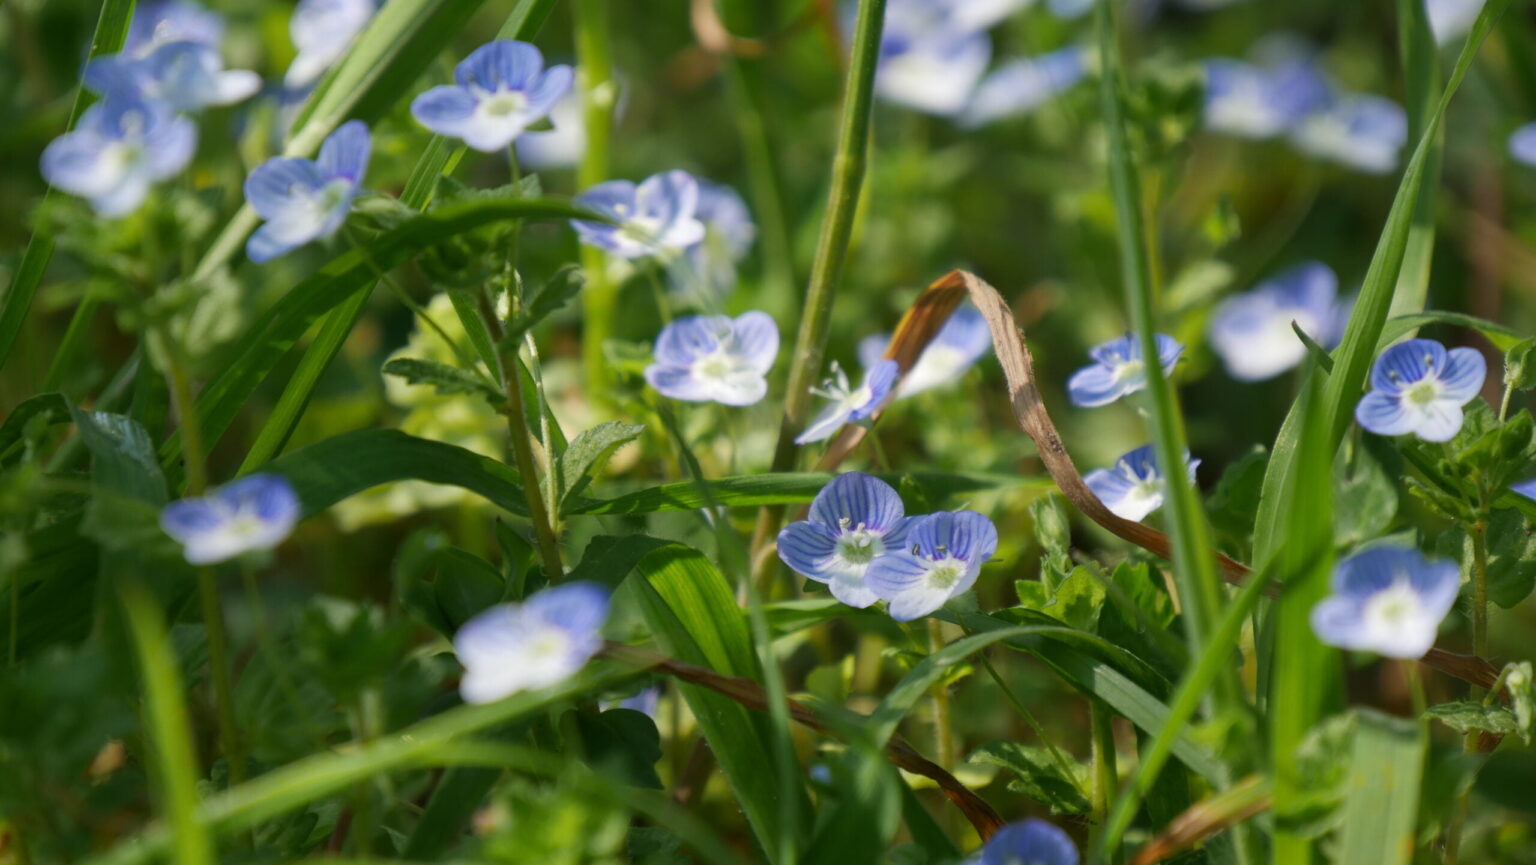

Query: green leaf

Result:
[0,393,69,466]
[1380,311,1525,353]
[571,707,664,789]
[969,740,1092,815]
[1335,710,1425,865]
[1333,437,1400,548]
[1505,661,1535,745]
[69,407,171,551]
[431,547,505,631]
[1425,701,1520,736]
[573,470,1042,515]
[1436,507,1536,609]
[1504,337,1536,391]
[566,535,675,591]
[504,265,586,348]
[1016,566,1106,632]
[557,422,646,512]
[381,357,503,402]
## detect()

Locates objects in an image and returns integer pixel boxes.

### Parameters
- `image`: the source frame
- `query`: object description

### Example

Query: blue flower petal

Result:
[907,510,997,564]
[317,120,371,184]
[1354,390,1413,437]
[1512,121,1536,167]
[795,404,853,445]
[980,819,1079,865]
[1369,338,1444,393]
[1438,347,1487,402]
[777,520,840,581]
[807,472,905,534]
[244,158,328,220]
[653,315,725,367]
[159,498,227,539]
[525,580,610,638]
[1066,363,1125,408]
[729,311,780,375]
[643,364,711,402]
[456,39,544,92]
[854,360,900,419]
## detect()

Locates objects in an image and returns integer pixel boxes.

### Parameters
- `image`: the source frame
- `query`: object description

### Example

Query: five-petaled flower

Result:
[1066,333,1183,408]
[1291,93,1407,175]
[973,818,1078,865]
[1084,444,1200,522]
[873,0,992,117]
[572,170,708,259]
[41,93,197,217]
[1209,261,1348,382]
[778,472,912,608]
[1310,547,1459,659]
[160,474,301,565]
[866,510,998,621]
[796,360,899,444]
[243,120,371,263]
[644,312,779,406]
[410,40,573,152]
[1355,338,1485,442]
[86,41,260,111]
[453,582,610,704]
[285,0,377,90]
[859,305,992,399]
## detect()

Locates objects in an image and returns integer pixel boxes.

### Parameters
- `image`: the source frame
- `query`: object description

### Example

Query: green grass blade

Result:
[120,581,214,865]
[571,471,1047,515]
[1334,711,1426,865]
[1389,0,1443,323]
[0,0,135,375]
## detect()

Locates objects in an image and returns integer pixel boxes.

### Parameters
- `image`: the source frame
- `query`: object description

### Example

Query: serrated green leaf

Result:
[382,357,502,402]
[969,740,1092,815]
[557,422,646,512]
[1425,701,1520,736]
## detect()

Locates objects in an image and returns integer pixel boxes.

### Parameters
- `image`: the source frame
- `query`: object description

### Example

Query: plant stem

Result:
[1090,702,1121,865]
[487,309,564,582]
[1499,380,1514,423]
[751,0,887,573]
[574,0,618,405]
[926,618,954,771]
[977,652,1077,781]
[1470,517,1490,680]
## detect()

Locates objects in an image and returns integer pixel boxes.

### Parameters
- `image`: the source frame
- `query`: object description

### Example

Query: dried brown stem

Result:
[1129,774,1272,865]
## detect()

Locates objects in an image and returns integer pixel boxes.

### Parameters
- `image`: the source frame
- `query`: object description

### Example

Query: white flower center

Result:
[1362,579,1428,637]
[1113,358,1145,382]
[694,347,747,382]
[1406,379,1441,407]
[926,558,967,589]
[525,627,571,663]
[835,526,884,565]
[482,90,528,118]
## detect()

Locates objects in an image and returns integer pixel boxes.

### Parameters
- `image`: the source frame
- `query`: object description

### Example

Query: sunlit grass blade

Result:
[1389,0,1443,322]
[1334,711,1426,865]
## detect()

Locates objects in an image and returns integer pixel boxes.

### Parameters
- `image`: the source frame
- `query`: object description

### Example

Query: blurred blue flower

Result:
[160,474,300,565]
[874,0,992,117]
[452,582,610,704]
[1046,0,1095,18]
[123,0,224,57]
[41,93,197,217]
[1209,261,1347,382]
[1510,122,1536,167]
[778,472,913,608]
[673,180,756,297]
[949,0,1032,30]
[572,170,707,259]
[1427,0,1485,45]
[975,818,1078,865]
[1084,444,1200,522]
[1291,93,1407,174]
[86,41,260,111]
[285,0,376,90]
[796,360,899,444]
[243,120,370,263]
[1066,333,1183,408]
[858,305,992,398]
[962,47,1087,128]
[618,686,661,717]
[1356,338,1485,442]
[1514,479,1536,502]
[411,40,573,152]
[1203,47,1329,140]
[644,311,779,406]
[1311,547,1459,659]
[866,510,998,621]
[516,79,586,169]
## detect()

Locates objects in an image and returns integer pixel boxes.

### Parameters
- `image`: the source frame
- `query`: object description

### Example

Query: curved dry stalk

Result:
[1129,774,1272,865]
[811,269,1500,690]
[602,641,1006,839]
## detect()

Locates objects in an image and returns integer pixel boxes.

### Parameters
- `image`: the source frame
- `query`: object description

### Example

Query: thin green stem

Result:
[523,331,561,531]
[1499,380,1515,423]
[1446,513,1492,861]
[926,618,954,772]
[574,0,618,404]
[1089,702,1121,865]
[752,0,888,574]
[976,652,1077,781]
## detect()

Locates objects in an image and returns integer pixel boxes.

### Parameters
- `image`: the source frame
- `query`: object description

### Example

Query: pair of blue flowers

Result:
[778,473,999,621]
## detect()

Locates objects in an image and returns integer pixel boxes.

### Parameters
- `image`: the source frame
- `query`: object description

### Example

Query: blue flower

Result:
[243,120,371,263]
[1311,547,1459,659]
[1427,0,1485,45]
[572,170,708,259]
[796,361,899,445]
[644,312,779,406]
[1291,93,1407,174]
[159,474,300,565]
[866,510,998,621]
[1515,479,1536,502]
[858,305,992,398]
[452,582,610,704]
[1209,261,1347,382]
[1203,43,1329,139]
[285,0,376,90]
[40,93,197,217]
[1084,445,1200,522]
[961,47,1087,128]
[778,472,912,608]
[1510,122,1536,168]
[1355,338,1486,442]
[86,41,260,111]
[410,40,573,152]
[976,819,1078,865]
[123,1,224,57]
[874,0,992,117]
[1066,333,1183,408]
[673,180,756,297]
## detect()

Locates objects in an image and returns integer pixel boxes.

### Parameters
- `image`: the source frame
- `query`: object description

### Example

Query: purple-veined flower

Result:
[778,472,912,608]
[452,582,610,704]
[644,312,779,406]
[410,40,573,152]
[873,0,992,117]
[572,170,708,260]
[40,93,197,217]
[866,510,998,621]
[1202,39,1329,140]
[1084,444,1200,522]
[1209,261,1347,382]
[85,41,260,111]
[974,819,1079,865]
[858,305,992,399]
[673,180,756,297]
[1427,0,1486,46]
[796,361,899,445]
[160,474,300,565]
[1291,93,1407,174]
[1066,333,1183,408]
[1310,547,1459,659]
[1510,122,1536,167]
[123,0,224,57]
[243,120,370,263]
[285,0,376,90]
[961,46,1087,128]
[1355,338,1486,442]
